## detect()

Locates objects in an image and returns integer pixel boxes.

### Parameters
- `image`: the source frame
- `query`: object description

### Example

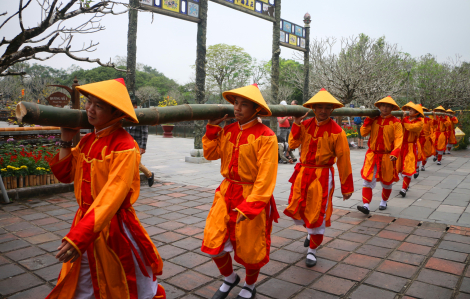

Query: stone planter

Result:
[162,125,175,138]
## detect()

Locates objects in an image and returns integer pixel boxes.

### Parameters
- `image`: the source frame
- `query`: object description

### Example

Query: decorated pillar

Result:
[303,13,311,104]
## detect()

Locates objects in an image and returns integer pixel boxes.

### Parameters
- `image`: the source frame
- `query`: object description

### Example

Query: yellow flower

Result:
[21,165,27,169]
[1,169,6,172]
[7,165,14,169]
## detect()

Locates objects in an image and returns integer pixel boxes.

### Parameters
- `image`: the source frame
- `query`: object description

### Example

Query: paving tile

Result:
[384,223,415,234]
[364,271,407,292]
[417,268,459,289]
[260,259,288,275]
[0,239,30,252]
[19,254,59,270]
[356,244,392,258]
[439,240,470,254]
[350,225,381,235]
[0,263,25,280]
[392,218,420,227]
[34,263,62,281]
[343,253,382,269]
[257,278,303,298]
[270,235,292,247]
[377,230,409,241]
[0,273,44,296]
[360,221,388,229]
[152,231,186,243]
[350,285,396,299]
[369,215,395,223]
[406,235,439,247]
[433,249,468,263]
[7,284,53,299]
[413,228,444,239]
[295,258,336,273]
[338,232,371,243]
[425,257,465,275]
[166,270,212,291]
[388,251,426,266]
[443,233,470,245]
[366,237,401,249]
[274,229,306,240]
[4,246,46,261]
[293,289,339,299]
[153,244,185,260]
[192,261,225,278]
[20,213,49,221]
[4,221,36,232]
[316,248,350,262]
[157,221,187,231]
[144,226,166,237]
[174,226,204,236]
[172,237,201,251]
[193,280,242,299]
[158,261,186,280]
[24,232,60,245]
[270,249,304,264]
[170,252,210,268]
[326,239,361,252]
[283,241,306,254]
[310,275,356,296]
[329,222,354,231]
[456,293,470,299]
[328,263,369,281]
[377,260,418,278]
[336,217,363,225]
[406,281,453,299]
[460,277,470,294]
[276,266,321,286]
[324,228,343,238]
[37,240,62,252]
[398,242,432,255]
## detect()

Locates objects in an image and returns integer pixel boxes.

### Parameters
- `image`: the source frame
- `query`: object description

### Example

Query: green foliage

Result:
[455,110,470,150]
[264,58,303,103]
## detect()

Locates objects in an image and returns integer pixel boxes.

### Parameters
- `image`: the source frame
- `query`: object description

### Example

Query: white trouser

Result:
[293,169,333,235]
[73,222,158,299]
[362,165,393,190]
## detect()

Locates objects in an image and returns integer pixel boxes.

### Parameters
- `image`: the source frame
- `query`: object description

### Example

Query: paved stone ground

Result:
[1,185,470,298]
[143,135,470,227]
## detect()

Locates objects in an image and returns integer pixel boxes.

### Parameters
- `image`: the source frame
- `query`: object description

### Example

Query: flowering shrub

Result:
[343,125,359,138]
[0,137,59,177]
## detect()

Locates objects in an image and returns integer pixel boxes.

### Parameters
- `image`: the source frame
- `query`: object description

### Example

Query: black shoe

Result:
[357,205,370,215]
[148,172,155,187]
[399,190,406,197]
[306,252,317,267]
[292,158,298,162]
[443,152,446,155]
[421,166,425,171]
[304,236,310,247]
[211,274,240,299]
[235,287,256,299]
[414,171,419,179]
[433,157,437,162]
[379,203,387,210]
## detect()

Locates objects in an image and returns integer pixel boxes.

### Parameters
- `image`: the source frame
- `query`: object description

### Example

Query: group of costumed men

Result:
[44,78,458,299]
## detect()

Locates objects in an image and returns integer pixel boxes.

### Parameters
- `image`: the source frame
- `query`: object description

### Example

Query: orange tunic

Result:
[284,118,354,228]
[448,116,459,145]
[46,123,163,299]
[433,115,451,151]
[398,117,423,176]
[361,115,403,185]
[418,117,434,160]
[201,119,279,269]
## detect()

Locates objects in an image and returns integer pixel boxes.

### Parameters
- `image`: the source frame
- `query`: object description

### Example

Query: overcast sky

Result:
[2,0,469,84]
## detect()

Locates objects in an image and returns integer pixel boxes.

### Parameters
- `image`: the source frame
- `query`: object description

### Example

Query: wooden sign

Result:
[280,19,306,51]
[47,92,70,107]
[140,0,201,23]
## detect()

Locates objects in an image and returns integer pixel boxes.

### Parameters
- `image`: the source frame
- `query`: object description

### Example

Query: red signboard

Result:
[47,92,70,107]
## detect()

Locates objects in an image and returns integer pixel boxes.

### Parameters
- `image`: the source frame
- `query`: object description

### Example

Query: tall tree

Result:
[136,86,160,107]
[126,0,139,101]
[0,0,127,76]
[205,44,252,103]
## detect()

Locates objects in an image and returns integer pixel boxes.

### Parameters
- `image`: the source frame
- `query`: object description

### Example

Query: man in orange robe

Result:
[417,106,434,172]
[398,103,423,196]
[445,109,459,154]
[432,106,451,165]
[358,96,403,214]
[284,88,353,267]
[46,79,165,299]
[202,84,279,299]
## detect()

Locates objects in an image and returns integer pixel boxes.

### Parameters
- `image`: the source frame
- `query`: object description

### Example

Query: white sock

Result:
[307,248,317,260]
[380,200,387,207]
[219,271,237,292]
[401,188,407,193]
[306,234,310,240]
[363,203,369,209]
[238,282,255,298]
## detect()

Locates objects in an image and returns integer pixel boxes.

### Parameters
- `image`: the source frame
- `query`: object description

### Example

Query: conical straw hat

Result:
[421,104,430,112]
[401,101,415,110]
[303,88,344,109]
[410,103,424,117]
[223,84,272,117]
[374,96,400,111]
[446,109,455,114]
[434,105,446,112]
[76,78,138,123]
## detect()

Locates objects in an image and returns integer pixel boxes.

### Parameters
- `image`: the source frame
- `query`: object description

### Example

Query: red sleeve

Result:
[205,124,222,140]
[363,117,375,127]
[49,153,74,184]
[291,123,301,139]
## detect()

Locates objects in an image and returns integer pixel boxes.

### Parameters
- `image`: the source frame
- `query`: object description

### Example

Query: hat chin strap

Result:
[248,107,262,120]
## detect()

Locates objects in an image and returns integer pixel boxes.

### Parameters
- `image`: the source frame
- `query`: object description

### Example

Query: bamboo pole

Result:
[16,102,454,128]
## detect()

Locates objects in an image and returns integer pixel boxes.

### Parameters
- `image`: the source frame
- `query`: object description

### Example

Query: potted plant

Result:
[158,96,178,138]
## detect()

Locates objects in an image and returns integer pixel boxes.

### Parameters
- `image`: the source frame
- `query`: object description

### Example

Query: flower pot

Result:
[42,174,46,185]
[36,175,40,186]
[18,176,23,188]
[25,176,29,187]
[162,125,175,138]
[2,177,6,189]
[12,177,17,189]
[46,175,51,185]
